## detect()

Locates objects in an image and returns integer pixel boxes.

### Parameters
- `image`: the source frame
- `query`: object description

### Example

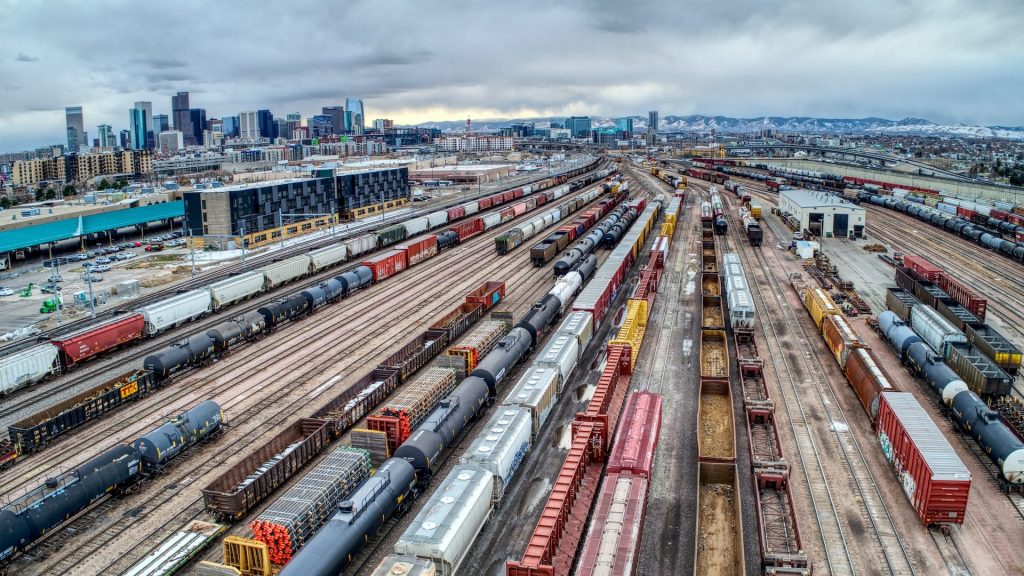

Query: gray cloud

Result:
[14,52,38,62]
[0,0,1021,152]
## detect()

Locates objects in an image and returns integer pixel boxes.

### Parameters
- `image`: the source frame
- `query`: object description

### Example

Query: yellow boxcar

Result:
[804,288,842,328]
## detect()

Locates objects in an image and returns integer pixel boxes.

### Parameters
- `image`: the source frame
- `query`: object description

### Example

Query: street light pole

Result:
[85,270,96,318]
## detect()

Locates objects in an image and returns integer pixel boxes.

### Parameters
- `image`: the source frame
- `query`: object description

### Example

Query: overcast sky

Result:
[1,0,1021,152]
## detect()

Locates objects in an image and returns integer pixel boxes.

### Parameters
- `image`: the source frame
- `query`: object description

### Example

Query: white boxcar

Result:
[426,210,448,229]
[460,406,532,502]
[502,366,559,436]
[138,290,212,335]
[344,234,377,257]
[0,344,59,394]
[308,244,349,272]
[535,333,580,391]
[522,184,534,196]
[371,556,436,576]
[207,271,265,310]
[482,213,502,230]
[551,184,569,199]
[404,216,430,236]
[259,255,311,289]
[462,201,480,216]
[394,464,493,575]
[548,272,582,312]
[556,311,594,357]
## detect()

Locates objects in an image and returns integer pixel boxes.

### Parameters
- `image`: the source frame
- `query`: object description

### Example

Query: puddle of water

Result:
[576,384,596,403]
[682,339,693,356]
[518,476,552,516]
[830,421,849,432]
[556,424,573,449]
[684,280,696,295]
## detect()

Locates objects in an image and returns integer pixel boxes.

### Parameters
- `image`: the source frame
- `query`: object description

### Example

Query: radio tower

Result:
[466,117,472,136]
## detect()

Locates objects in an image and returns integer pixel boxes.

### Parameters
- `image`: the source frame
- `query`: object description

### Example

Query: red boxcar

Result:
[361,250,407,281]
[395,236,438,267]
[936,273,987,321]
[844,348,896,421]
[446,206,466,221]
[956,206,976,220]
[902,254,942,282]
[511,187,524,199]
[575,472,648,576]
[465,280,506,310]
[876,392,970,525]
[1010,213,1024,227]
[50,313,146,367]
[489,193,505,206]
[478,196,494,210]
[511,201,528,217]
[535,194,549,206]
[500,207,515,223]
[991,208,1010,221]
[607,391,662,478]
[452,218,484,241]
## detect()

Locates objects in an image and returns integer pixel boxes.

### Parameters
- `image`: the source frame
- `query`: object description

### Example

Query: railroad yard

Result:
[2,155,1024,576]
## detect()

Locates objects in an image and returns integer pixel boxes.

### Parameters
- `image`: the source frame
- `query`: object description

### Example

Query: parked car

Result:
[90,264,111,273]
[96,257,112,264]
[84,251,96,258]
[40,285,61,293]
[70,253,89,262]
[48,274,63,283]
[0,287,14,297]
[145,244,163,252]
[133,241,144,247]
[83,274,103,282]
[122,251,137,259]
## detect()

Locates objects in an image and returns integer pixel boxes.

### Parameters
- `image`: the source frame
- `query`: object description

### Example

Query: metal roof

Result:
[0,201,183,253]
[781,188,864,210]
[882,392,971,480]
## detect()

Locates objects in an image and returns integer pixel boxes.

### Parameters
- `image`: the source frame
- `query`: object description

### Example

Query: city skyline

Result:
[1,0,1022,152]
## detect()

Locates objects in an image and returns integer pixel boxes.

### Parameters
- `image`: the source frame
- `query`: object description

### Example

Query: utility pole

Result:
[239,222,246,269]
[188,229,196,278]
[52,259,61,324]
[84,270,96,318]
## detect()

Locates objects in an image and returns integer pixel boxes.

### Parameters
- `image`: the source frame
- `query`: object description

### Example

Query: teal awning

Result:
[0,201,183,253]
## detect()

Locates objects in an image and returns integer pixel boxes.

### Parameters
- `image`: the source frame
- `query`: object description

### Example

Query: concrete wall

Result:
[748,158,1024,204]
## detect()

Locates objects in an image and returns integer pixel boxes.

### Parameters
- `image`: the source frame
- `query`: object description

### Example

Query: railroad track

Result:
[7,185,618,576]
[697,179,917,575]
[0,164,611,428]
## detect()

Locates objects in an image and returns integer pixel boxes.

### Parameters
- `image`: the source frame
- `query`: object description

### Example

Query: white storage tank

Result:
[0,343,60,394]
[138,289,212,335]
[426,211,449,229]
[910,305,967,357]
[259,255,312,288]
[404,216,430,236]
[393,464,493,576]
[308,244,349,272]
[459,406,532,502]
[556,311,594,356]
[343,234,377,257]
[207,271,265,310]
[502,366,559,436]
[535,333,580,391]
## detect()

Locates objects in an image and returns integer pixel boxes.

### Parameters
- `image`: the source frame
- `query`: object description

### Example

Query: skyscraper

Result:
[65,106,85,153]
[172,92,194,146]
[257,109,275,140]
[566,116,592,138]
[345,98,364,134]
[190,108,207,145]
[615,117,634,134]
[129,107,149,150]
[322,106,345,135]
[152,114,170,135]
[119,129,131,150]
[647,110,658,144]
[286,112,302,122]
[238,111,259,140]
[134,101,154,148]
[97,124,116,148]
[222,116,238,138]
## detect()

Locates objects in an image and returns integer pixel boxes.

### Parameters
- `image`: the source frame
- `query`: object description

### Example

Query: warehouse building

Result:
[183,167,408,238]
[778,188,866,239]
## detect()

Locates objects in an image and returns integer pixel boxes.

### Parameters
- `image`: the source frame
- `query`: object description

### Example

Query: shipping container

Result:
[910,305,967,357]
[608,391,663,478]
[963,323,1021,375]
[460,406,532,502]
[207,271,266,310]
[396,236,439,267]
[844,348,896,421]
[308,244,349,272]
[534,332,580,391]
[259,255,312,289]
[394,464,493,575]
[49,313,145,367]
[361,250,408,282]
[876,392,970,525]
[821,314,866,369]
[503,366,560,436]
[945,343,1013,396]
[202,418,331,519]
[576,472,648,576]
[138,290,212,335]
[8,370,153,452]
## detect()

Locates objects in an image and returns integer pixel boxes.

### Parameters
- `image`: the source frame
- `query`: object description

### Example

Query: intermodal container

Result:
[876,392,970,525]
[844,348,896,421]
[361,250,407,282]
[49,313,145,367]
[396,236,438,267]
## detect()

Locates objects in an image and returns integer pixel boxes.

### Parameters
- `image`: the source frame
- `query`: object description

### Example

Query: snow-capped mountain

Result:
[412,115,1024,139]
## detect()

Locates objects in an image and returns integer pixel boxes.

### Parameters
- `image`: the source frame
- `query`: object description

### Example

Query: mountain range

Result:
[413,115,1024,139]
